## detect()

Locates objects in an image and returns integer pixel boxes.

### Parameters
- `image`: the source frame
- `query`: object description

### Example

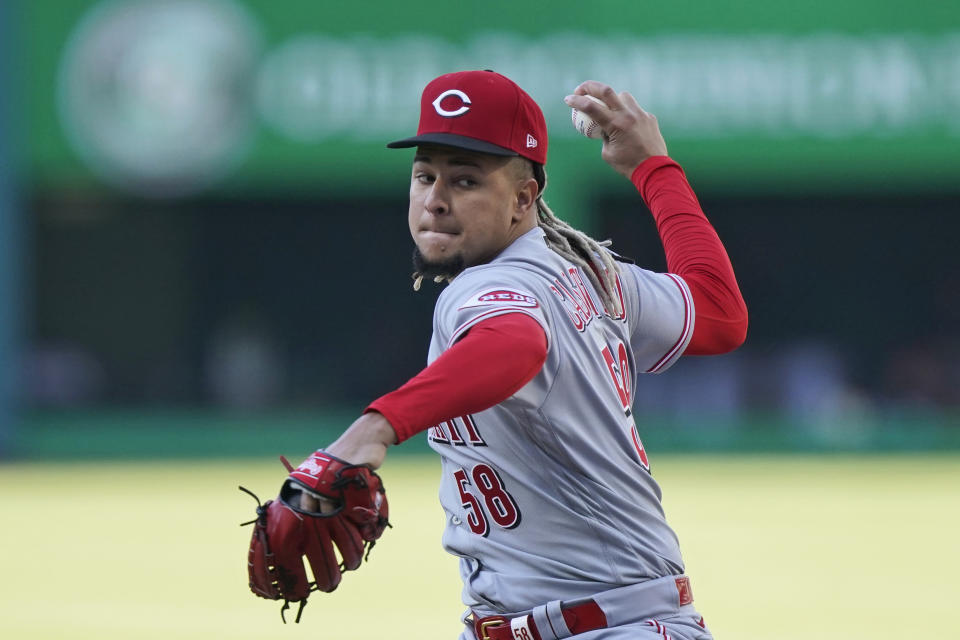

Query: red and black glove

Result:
[241,451,389,622]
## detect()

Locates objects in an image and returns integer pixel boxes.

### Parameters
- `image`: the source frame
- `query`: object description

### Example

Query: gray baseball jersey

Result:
[426,227,694,616]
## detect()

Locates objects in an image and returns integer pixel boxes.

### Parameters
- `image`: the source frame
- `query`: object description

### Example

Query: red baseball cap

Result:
[387,70,548,166]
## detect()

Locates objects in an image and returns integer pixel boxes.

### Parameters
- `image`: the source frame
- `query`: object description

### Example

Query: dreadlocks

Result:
[411,157,624,319]
[524,159,625,318]
[535,194,624,319]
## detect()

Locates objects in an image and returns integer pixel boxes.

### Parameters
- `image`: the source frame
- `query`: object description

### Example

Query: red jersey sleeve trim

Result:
[645,273,694,373]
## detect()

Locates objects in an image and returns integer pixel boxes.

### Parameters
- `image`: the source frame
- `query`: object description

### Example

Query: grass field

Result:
[1,454,957,639]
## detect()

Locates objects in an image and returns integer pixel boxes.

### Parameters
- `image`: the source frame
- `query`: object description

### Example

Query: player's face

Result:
[409,146,537,275]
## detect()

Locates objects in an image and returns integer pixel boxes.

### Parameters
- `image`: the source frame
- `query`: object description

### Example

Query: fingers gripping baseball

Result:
[566,80,668,177]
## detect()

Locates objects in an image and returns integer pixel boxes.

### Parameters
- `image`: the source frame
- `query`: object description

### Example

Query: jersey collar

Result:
[491,227,546,264]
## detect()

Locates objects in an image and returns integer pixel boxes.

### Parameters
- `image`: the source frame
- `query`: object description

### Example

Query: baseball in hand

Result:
[571,95,605,139]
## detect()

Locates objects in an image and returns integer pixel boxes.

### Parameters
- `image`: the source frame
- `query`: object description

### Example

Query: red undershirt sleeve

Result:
[631,156,748,355]
[365,312,548,443]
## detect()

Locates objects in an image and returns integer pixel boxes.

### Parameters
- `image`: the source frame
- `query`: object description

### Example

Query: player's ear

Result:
[514,176,539,218]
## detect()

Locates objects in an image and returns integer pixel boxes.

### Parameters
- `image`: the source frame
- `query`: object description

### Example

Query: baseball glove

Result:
[239,451,390,622]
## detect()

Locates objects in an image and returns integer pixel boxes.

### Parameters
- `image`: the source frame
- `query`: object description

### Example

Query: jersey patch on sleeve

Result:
[458,289,540,310]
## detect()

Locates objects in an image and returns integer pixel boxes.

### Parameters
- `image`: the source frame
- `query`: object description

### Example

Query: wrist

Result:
[325,411,396,469]
[357,411,398,449]
[630,155,681,198]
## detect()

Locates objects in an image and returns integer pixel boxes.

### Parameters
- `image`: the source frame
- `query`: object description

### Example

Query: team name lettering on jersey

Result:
[429,415,486,447]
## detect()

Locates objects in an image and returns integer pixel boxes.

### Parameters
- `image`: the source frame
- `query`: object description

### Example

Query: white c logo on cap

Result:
[432,89,471,117]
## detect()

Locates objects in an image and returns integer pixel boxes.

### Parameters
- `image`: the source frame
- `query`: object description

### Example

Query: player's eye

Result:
[413,172,435,184]
[455,176,478,188]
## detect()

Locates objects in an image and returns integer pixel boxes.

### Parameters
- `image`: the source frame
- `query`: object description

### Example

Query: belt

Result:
[473,576,693,640]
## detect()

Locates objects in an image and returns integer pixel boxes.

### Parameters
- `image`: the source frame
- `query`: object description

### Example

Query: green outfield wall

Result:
[11,408,960,460]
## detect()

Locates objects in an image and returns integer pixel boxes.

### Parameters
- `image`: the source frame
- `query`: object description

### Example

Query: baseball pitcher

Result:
[242,70,747,639]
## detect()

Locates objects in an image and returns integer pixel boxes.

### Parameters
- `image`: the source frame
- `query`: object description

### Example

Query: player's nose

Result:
[422,180,450,216]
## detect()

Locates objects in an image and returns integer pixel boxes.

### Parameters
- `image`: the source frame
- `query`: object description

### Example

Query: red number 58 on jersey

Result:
[453,464,521,536]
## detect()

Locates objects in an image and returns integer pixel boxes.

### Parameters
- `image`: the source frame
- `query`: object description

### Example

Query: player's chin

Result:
[412,245,466,278]
[415,231,462,259]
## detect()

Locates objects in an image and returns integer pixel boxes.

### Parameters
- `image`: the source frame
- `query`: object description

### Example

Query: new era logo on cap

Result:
[387,70,548,166]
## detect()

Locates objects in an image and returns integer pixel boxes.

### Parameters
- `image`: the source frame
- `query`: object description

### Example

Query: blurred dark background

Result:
[29,192,435,407]
[3,0,959,457]
[28,189,960,414]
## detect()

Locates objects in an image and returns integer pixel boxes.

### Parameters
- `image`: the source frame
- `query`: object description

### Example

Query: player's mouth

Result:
[418,229,460,242]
